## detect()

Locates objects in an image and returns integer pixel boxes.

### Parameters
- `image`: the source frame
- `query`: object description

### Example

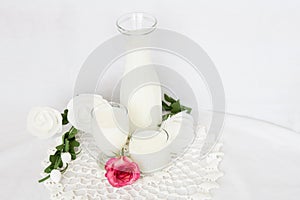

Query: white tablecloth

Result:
[214,115,300,200]
[1,115,299,199]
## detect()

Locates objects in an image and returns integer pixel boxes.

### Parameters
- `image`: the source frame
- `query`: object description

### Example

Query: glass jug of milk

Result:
[117,13,162,132]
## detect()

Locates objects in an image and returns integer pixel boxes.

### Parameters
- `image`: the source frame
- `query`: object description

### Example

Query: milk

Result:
[92,103,128,156]
[120,49,162,131]
[92,106,195,172]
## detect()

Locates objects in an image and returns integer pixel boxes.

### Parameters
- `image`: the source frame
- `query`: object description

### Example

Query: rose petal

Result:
[104,157,119,171]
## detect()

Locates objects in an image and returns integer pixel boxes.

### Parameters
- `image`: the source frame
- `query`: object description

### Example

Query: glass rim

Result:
[91,101,128,118]
[116,12,158,36]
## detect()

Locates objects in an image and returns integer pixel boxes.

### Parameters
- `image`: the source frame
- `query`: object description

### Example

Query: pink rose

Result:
[105,156,140,187]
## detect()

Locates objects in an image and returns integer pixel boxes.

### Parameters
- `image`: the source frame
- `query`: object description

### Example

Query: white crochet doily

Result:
[41,127,224,200]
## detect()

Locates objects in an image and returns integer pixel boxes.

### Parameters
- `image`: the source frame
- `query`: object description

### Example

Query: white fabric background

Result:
[0,0,300,199]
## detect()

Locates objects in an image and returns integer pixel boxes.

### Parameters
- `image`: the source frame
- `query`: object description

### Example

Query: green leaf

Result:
[171,100,181,113]
[58,159,63,168]
[68,127,78,139]
[162,113,172,121]
[38,175,50,183]
[61,109,69,125]
[64,139,70,152]
[44,164,54,173]
[56,144,64,151]
[181,105,192,114]
[71,153,76,160]
[69,146,75,154]
[49,155,58,163]
[62,133,66,143]
[53,156,61,169]
[70,140,80,147]
[162,101,171,111]
[164,94,176,103]
[186,107,192,114]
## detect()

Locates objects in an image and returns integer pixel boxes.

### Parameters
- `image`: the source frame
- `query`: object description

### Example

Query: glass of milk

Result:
[91,102,129,158]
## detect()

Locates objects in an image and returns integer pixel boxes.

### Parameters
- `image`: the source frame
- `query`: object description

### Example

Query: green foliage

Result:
[39,126,80,183]
[161,94,192,121]
[61,109,69,125]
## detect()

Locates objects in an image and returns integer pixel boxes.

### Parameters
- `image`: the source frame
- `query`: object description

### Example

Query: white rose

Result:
[27,107,62,139]
[67,94,108,132]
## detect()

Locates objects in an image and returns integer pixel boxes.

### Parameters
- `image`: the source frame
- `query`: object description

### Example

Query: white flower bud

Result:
[61,152,72,164]
[50,169,61,183]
